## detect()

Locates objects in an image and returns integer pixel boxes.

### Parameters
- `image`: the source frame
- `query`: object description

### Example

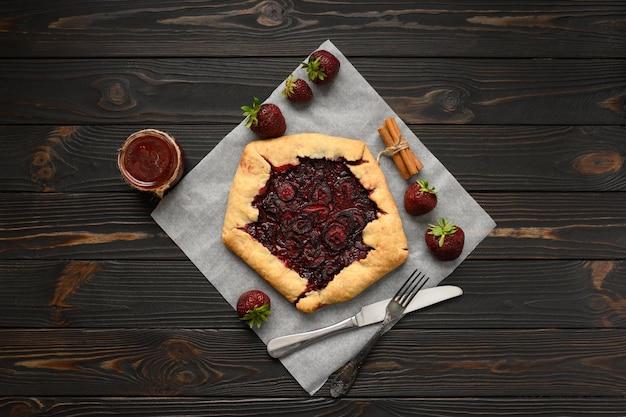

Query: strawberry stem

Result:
[282,75,296,97]
[241,302,271,328]
[302,56,325,82]
[428,218,457,247]
[241,97,261,129]
[416,179,437,196]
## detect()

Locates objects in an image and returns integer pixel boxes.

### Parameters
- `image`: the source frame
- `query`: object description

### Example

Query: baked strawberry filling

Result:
[243,157,380,293]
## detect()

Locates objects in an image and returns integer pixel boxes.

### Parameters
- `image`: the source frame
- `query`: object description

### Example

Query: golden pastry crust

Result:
[222,133,408,313]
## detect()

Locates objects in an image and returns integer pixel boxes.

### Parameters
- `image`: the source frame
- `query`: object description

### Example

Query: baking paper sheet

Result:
[151,40,496,395]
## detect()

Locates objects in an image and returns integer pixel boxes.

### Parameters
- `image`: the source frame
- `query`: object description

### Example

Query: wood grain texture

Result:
[2,191,624,260]
[0,192,180,260]
[0,125,225,192]
[418,125,626,191]
[0,1,624,58]
[2,397,626,416]
[0,260,623,329]
[0,125,624,193]
[0,58,624,125]
[0,328,291,397]
[0,328,623,397]
[1,0,625,413]
[319,328,626,398]
[474,192,626,259]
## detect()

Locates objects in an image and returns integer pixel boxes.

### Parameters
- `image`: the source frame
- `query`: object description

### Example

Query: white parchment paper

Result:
[151,40,496,395]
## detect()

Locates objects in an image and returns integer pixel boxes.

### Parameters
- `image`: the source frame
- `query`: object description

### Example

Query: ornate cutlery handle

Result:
[267,317,356,358]
[328,328,383,397]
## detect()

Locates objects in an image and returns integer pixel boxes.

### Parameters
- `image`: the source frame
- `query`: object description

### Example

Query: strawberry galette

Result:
[222,133,408,313]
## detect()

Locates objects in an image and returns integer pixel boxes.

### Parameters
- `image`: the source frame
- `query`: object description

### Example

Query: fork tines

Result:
[396,270,429,307]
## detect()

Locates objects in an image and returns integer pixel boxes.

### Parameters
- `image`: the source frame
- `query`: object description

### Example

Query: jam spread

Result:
[121,134,178,187]
[244,157,380,293]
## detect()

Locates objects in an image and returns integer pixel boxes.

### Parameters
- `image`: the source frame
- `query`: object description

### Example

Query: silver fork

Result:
[328,270,429,398]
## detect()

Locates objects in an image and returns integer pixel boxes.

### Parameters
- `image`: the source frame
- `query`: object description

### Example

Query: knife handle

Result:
[267,317,356,358]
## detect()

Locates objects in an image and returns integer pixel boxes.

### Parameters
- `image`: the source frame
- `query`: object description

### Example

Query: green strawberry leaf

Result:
[241,97,261,128]
[428,218,457,247]
[241,302,272,328]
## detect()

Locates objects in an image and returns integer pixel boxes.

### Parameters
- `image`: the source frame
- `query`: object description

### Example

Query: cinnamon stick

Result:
[377,117,423,178]
[378,125,411,179]
[384,117,423,174]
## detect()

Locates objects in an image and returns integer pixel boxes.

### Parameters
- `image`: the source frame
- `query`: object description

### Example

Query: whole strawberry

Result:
[425,218,465,261]
[302,50,340,85]
[237,290,271,328]
[242,97,286,139]
[404,179,437,215]
[282,75,313,103]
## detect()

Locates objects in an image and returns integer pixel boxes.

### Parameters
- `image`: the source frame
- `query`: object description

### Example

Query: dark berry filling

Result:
[243,157,380,294]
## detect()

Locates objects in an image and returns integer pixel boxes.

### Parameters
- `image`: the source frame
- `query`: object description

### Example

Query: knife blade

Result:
[267,285,462,358]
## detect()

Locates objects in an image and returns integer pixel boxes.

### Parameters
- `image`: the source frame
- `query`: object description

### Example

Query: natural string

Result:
[376,135,410,162]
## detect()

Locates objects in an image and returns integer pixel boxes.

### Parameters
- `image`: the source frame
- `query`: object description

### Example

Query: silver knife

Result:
[267,285,462,358]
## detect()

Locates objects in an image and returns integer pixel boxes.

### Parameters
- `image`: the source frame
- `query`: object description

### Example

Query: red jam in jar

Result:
[118,129,184,197]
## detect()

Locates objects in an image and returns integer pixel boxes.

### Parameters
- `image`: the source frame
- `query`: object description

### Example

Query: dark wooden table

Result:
[1,2,625,415]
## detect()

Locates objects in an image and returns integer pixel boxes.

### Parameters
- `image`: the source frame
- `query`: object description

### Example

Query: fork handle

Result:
[328,328,383,397]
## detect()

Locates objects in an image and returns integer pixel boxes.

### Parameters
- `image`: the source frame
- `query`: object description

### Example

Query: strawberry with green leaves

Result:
[425,218,465,261]
[242,97,286,139]
[237,290,272,328]
[282,75,313,103]
[302,50,340,85]
[404,179,437,215]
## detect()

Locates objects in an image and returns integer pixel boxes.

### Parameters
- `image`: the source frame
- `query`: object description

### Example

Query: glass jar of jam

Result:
[118,129,184,198]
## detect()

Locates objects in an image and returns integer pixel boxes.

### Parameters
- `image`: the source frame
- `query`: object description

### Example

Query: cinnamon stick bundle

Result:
[377,117,423,179]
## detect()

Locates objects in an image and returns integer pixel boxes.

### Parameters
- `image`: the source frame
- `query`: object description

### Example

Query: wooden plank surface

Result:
[1,1,624,58]
[1,125,624,192]
[1,0,625,414]
[2,191,624,260]
[0,58,624,125]
[2,397,626,416]
[0,328,624,397]
[0,259,623,329]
